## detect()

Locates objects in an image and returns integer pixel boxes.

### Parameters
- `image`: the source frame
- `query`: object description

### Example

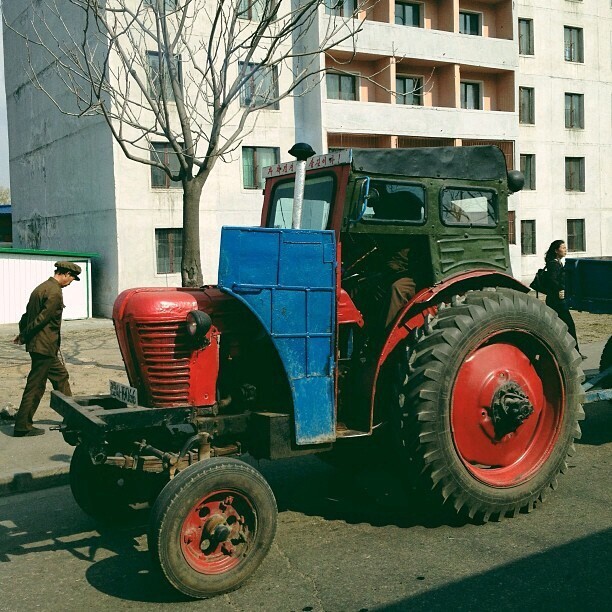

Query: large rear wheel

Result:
[148,457,277,599]
[398,289,585,521]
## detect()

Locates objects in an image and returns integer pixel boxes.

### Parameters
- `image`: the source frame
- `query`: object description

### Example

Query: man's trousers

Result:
[14,352,72,433]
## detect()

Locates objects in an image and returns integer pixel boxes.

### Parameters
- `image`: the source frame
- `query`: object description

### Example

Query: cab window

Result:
[440,188,497,227]
[269,175,335,230]
[361,182,425,224]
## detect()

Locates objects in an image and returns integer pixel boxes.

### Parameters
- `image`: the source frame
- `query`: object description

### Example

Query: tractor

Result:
[51,143,585,598]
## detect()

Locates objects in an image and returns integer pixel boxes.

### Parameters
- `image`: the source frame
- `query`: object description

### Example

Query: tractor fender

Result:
[368,270,529,427]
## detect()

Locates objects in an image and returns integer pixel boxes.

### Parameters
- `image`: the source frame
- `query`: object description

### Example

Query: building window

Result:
[325,0,357,17]
[460,81,481,109]
[519,18,534,55]
[326,72,358,101]
[155,228,182,274]
[395,2,422,27]
[242,146,280,189]
[521,220,536,255]
[146,51,181,100]
[151,143,183,189]
[520,154,536,190]
[237,0,265,20]
[508,211,516,245]
[564,26,584,62]
[565,157,585,191]
[567,219,585,252]
[239,62,279,109]
[459,11,481,36]
[396,75,423,105]
[519,87,535,124]
[565,93,584,128]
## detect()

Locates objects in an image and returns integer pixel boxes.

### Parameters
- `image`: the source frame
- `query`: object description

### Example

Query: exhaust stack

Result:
[288,143,316,229]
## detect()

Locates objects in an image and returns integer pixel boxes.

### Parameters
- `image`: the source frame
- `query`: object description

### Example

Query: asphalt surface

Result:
[0,418,611,612]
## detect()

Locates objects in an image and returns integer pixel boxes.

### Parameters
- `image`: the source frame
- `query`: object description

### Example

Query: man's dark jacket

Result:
[18,278,64,356]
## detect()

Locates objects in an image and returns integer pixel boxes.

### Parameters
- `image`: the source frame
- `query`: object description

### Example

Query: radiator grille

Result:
[135,322,192,405]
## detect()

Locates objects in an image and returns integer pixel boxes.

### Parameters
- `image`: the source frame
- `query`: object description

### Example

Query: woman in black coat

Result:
[544,240,585,358]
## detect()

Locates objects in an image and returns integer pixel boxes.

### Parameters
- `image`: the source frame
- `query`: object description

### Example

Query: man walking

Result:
[12,261,81,437]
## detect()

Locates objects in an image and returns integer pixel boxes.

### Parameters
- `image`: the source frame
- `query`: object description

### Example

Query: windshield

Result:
[269,175,335,230]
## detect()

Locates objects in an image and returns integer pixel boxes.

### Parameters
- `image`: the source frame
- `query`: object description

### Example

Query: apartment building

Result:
[4,1,609,314]
[516,0,612,280]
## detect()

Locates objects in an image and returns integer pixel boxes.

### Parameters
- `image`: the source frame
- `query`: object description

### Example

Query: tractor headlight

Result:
[186,310,212,339]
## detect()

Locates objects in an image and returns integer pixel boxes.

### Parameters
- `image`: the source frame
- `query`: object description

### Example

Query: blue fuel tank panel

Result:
[218,227,336,445]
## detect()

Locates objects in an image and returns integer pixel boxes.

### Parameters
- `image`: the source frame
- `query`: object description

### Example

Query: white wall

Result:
[0,252,92,324]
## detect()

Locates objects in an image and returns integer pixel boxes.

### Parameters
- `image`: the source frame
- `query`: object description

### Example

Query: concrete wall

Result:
[4,2,119,316]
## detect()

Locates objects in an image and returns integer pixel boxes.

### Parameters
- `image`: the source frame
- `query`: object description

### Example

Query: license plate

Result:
[110,380,138,405]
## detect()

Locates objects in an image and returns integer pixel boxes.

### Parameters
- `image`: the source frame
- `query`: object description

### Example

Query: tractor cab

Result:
[261,146,520,317]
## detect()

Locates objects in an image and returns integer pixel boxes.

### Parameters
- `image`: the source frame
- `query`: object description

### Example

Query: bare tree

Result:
[8,0,366,286]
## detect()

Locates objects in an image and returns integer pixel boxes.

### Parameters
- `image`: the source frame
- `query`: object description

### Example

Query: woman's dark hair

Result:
[545,240,565,263]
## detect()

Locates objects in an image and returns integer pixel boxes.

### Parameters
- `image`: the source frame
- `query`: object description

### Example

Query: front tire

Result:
[70,445,144,522]
[148,458,277,599]
[398,289,585,521]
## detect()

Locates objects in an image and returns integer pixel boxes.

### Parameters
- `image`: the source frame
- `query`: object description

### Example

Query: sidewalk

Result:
[0,317,126,496]
[0,332,608,497]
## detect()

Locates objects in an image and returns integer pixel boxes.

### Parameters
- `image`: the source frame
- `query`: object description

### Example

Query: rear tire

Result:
[397,289,585,521]
[148,457,277,599]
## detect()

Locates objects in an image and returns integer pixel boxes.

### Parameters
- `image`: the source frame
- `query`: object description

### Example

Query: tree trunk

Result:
[181,177,204,287]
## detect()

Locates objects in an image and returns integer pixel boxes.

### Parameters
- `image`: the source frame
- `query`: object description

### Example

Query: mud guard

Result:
[368,271,530,428]
[218,227,337,445]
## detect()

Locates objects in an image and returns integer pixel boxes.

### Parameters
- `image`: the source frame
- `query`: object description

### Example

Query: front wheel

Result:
[148,458,277,599]
[70,445,146,522]
[398,289,585,521]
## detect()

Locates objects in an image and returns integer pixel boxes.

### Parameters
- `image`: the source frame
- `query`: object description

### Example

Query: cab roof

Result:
[350,145,508,181]
[263,145,508,182]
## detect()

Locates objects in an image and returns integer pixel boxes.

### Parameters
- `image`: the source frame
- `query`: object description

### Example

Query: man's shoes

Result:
[13,427,45,437]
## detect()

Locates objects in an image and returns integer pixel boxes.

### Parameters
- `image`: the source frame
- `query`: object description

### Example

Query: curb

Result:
[0,464,70,497]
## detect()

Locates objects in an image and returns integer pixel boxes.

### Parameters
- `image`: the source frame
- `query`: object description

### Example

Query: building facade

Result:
[516,0,612,280]
[4,1,611,315]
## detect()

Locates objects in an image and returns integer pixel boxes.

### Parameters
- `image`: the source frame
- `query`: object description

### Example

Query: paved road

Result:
[1,401,611,612]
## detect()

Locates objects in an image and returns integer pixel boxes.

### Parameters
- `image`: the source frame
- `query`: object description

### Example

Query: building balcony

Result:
[322,100,518,141]
[323,15,517,71]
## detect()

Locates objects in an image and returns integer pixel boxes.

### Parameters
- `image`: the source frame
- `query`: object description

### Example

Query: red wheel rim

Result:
[180,489,256,574]
[451,334,564,487]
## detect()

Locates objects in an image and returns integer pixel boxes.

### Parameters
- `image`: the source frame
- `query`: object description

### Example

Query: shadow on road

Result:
[373,527,612,611]
[0,499,186,603]
[258,455,470,529]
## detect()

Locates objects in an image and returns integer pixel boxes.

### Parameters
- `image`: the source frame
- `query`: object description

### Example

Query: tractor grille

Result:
[135,321,192,406]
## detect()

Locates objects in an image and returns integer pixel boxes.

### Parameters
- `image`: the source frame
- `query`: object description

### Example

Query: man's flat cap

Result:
[55,261,82,280]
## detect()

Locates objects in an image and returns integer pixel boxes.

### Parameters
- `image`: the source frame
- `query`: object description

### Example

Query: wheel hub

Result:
[451,341,563,486]
[488,381,534,439]
[181,491,254,574]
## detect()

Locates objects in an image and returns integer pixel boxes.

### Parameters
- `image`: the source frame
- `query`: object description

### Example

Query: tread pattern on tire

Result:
[399,289,585,522]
